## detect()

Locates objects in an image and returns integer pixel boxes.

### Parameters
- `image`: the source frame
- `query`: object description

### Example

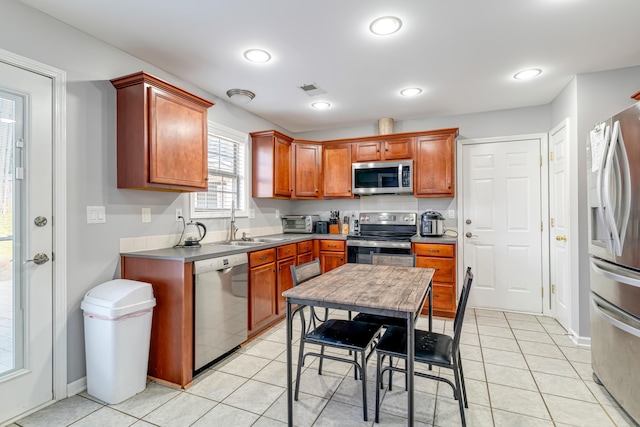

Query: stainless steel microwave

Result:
[351,160,413,195]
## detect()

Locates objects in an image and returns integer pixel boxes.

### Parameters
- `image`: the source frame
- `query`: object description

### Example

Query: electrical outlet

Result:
[448,209,456,219]
[249,209,255,219]
[275,209,280,219]
[176,208,183,221]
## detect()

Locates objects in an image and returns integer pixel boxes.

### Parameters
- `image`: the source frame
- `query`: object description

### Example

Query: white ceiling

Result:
[19,0,640,133]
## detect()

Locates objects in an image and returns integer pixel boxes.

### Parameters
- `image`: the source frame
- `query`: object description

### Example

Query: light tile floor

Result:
[11,309,640,426]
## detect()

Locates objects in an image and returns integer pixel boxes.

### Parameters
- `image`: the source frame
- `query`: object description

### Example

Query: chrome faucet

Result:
[228,200,238,242]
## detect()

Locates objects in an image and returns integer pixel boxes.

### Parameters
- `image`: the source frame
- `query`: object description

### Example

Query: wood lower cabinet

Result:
[413,242,457,318]
[120,256,194,388]
[323,143,352,198]
[297,240,314,264]
[251,131,292,198]
[276,244,297,314]
[291,141,322,199]
[248,248,277,333]
[111,72,213,192]
[318,240,346,273]
[414,129,458,198]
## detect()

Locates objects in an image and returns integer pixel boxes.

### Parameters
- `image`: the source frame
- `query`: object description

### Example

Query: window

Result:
[190,122,248,218]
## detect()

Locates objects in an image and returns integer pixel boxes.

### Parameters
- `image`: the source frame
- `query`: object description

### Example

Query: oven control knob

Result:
[364,216,370,222]
[404,217,410,222]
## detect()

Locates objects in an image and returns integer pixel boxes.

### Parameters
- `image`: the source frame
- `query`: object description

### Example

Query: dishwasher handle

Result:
[194,252,248,275]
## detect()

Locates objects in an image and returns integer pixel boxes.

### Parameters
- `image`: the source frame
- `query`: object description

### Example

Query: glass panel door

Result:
[0,91,23,376]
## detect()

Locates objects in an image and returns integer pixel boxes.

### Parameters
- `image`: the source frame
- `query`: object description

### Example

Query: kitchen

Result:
[1,0,640,426]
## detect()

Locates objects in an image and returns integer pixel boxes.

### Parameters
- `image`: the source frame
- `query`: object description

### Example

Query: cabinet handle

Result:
[315,189,318,193]
[348,189,351,192]
[279,266,282,271]
[435,293,440,297]
[273,269,276,272]
[260,255,268,260]
[427,250,440,253]
[340,258,344,261]
[285,250,290,254]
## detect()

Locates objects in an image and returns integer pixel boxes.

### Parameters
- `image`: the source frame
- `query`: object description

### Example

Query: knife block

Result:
[329,224,339,234]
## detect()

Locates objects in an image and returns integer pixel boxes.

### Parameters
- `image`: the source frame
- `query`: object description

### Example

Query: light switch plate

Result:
[142,208,151,223]
[448,209,456,219]
[87,206,106,224]
[249,209,255,219]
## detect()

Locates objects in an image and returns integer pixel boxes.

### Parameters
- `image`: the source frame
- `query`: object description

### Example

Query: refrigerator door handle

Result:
[591,259,640,289]
[596,124,613,254]
[591,296,640,339]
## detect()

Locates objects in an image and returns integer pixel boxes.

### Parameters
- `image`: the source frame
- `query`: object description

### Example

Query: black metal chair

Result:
[374,267,474,425]
[352,253,417,328]
[290,258,382,422]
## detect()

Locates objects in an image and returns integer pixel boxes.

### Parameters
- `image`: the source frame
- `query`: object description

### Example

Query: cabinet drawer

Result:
[432,284,455,311]
[249,248,276,267]
[413,243,454,258]
[277,243,297,259]
[319,240,345,252]
[297,241,313,254]
[416,256,455,283]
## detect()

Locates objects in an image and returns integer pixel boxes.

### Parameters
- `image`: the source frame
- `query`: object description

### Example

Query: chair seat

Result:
[352,313,408,328]
[305,319,381,350]
[375,326,453,366]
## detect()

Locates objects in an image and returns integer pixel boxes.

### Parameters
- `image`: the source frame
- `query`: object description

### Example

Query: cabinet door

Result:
[276,257,296,314]
[353,141,381,162]
[149,86,208,188]
[323,144,352,198]
[383,137,413,160]
[274,136,291,197]
[292,143,322,199]
[249,263,277,331]
[297,252,314,265]
[320,252,346,273]
[414,133,455,197]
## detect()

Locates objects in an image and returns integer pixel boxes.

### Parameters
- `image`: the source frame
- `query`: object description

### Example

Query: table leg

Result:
[286,300,293,427]
[407,312,415,427]
[429,280,433,333]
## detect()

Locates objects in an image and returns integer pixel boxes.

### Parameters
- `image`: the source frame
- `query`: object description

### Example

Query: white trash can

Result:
[81,279,156,404]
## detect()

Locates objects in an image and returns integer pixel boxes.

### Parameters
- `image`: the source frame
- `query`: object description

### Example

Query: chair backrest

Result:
[370,253,416,267]
[290,258,322,286]
[452,267,474,351]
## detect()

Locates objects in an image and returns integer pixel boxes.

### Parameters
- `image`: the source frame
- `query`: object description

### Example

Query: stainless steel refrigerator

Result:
[587,101,640,423]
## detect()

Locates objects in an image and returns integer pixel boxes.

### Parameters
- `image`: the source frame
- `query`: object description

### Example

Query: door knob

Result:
[24,253,49,265]
[465,219,472,224]
[34,216,48,227]
[556,235,567,241]
[465,232,478,238]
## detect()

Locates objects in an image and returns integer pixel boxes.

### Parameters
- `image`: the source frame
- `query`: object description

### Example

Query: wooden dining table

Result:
[282,263,435,426]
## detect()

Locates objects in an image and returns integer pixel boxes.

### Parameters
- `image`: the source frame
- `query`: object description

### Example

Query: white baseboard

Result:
[568,329,591,347]
[67,376,87,396]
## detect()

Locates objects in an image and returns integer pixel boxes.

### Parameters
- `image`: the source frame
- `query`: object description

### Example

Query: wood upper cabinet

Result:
[414,129,458,198]
[251,130,292,198]
[291,141,322,199]
[352,137,413,162]
[111,72,213,192]
[323,143,353,198]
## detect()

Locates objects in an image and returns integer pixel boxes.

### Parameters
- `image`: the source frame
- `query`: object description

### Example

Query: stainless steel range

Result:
[347,212,417,264]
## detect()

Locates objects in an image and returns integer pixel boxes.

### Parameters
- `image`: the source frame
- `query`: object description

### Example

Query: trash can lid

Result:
[81,279,156,319]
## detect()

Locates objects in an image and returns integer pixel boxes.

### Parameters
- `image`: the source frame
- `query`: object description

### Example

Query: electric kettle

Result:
[181,221,207,247]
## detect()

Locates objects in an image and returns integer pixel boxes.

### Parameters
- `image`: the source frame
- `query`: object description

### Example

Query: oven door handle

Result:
[346,240,412,249]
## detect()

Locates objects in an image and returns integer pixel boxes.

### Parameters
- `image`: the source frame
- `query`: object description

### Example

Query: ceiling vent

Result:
[298,82,326,97]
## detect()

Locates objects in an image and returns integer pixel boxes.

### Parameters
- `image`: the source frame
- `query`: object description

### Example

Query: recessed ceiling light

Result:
[513,68,542,80]
[370,16,402,35]
[311,101,331,110]
[244,49,271,63]
[400,87,422,97]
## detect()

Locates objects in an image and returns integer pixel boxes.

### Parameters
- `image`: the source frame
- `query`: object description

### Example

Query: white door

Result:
[549,120,571,330]
[0,61,54,422]
[462,138,543,313]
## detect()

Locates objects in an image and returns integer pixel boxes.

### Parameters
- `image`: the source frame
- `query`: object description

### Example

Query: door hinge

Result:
[541,222,543,232]
[550,218,555,227]
[552,284,556,294]
[15,167,24,180]
[542,287,544,297]
[550,152,554,161]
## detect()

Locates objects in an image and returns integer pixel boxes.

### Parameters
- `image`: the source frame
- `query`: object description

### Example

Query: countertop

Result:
[120,233,457,263]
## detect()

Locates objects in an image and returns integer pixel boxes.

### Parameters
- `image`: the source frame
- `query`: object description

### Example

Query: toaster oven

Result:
[282,215,320,233]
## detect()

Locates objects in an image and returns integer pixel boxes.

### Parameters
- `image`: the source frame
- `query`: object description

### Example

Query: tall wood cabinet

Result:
[413,242,457,318]
[414,129,458,198]
[322,143,353,198]
[251,130,293,198]
[248,248,277,333]
[291,141,322,199]
[111,72,213,192]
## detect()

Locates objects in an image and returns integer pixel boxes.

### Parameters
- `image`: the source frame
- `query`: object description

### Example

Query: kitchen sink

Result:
[253,237,288,243]
[225,241,263,246]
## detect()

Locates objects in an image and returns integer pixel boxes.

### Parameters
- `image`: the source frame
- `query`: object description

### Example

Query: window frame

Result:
[189,121,249,219]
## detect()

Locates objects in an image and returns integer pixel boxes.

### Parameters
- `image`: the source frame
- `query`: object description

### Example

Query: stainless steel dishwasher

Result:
[193,252,248,372]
